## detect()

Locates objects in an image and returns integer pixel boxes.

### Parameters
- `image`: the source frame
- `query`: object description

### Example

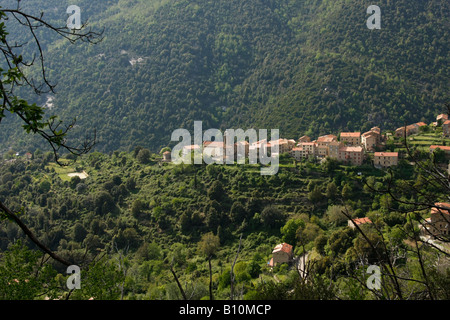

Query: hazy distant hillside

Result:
[1,0,448,154]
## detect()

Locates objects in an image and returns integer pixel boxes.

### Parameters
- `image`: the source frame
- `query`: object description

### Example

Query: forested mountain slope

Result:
[1,0,448,154]
[1,147,449,300]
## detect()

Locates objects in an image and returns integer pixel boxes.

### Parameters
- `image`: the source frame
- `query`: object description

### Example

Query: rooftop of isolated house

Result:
[350,217,372,225]
[430,145,450,151]
[431,203,450,215]
[272,243,293,254]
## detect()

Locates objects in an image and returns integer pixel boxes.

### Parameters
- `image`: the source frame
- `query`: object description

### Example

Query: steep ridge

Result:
[0,0,448,154]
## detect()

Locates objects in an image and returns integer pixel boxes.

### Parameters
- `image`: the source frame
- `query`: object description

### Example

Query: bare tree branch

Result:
[0,200,72,266]
[230,234,242,300]
[1,3,102,165]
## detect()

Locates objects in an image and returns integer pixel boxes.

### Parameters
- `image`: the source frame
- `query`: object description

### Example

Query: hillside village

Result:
[165,113,450,171]
[5,114,450,256]
[1,115,450,298]
[169,113,450,267]
[6,113,450,169]
[138,112,450,255]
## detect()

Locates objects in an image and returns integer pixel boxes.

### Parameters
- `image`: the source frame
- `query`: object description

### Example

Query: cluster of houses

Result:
[394,121,427,138]
[394,113,450,138]
[162,113,450,170]
[291,126,387,167]
[163,125,398,168]
[1,151,33,164]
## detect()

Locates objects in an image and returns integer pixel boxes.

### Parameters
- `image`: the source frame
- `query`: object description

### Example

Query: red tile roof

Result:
[299,142,315,146]
[374,152,398,157]
[341,132,361,137]
[203,141,224,148]
[339,146,363,152]
[362,131,378,137]
[183,145,200,150]
[350,217,372,225]
[272,243,293,254]
[317,134,337,142]
[431,203,450,216]
[430,145,450,151]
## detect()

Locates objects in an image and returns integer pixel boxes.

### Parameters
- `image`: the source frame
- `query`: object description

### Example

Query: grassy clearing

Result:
[45,162,76,182]
[392,130,450,153]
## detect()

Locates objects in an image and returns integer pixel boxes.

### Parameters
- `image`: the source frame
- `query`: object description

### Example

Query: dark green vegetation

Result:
[1,0,449,301]
[1,145,449,300]
[1,0,448,154]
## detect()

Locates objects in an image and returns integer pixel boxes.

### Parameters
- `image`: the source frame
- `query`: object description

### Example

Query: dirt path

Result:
[67,170,89,179]
[296,253,309,280]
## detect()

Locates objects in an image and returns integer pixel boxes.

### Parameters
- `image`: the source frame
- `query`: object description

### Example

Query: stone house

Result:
[430,145,450,160]
[316,134,338,148]
[348,217,372,229]
[328,141,343,159]
[296,142,316,158]
[374,152,398,168]
[340,132,361,146]
[290,147,304,161]
[338,146,364,166]
[234,140,249,158]
[270,138,291,154]
[420,203,450,238]
[268,243,293,267]
[443,120,450,138]
[361,129,380,151]
[162,151,171,162]
[395,122,426,138]
[298,135,311,143]
[437,114,448,124]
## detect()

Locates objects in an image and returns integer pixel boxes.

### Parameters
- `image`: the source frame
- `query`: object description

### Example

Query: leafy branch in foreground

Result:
[0,3,102,165]
[0,1,102,267]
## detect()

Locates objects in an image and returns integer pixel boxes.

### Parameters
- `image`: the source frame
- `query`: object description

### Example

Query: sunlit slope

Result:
[0,0,448,153]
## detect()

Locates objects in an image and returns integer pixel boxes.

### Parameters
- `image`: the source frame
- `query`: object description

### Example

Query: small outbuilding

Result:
[268,243,293,267]
[348,217,372,229]
[162,151,171,162]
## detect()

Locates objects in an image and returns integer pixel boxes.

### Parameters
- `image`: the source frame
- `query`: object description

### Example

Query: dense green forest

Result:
[0,0,448,155]
[1,144,449,300]
[1,0,449,303]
